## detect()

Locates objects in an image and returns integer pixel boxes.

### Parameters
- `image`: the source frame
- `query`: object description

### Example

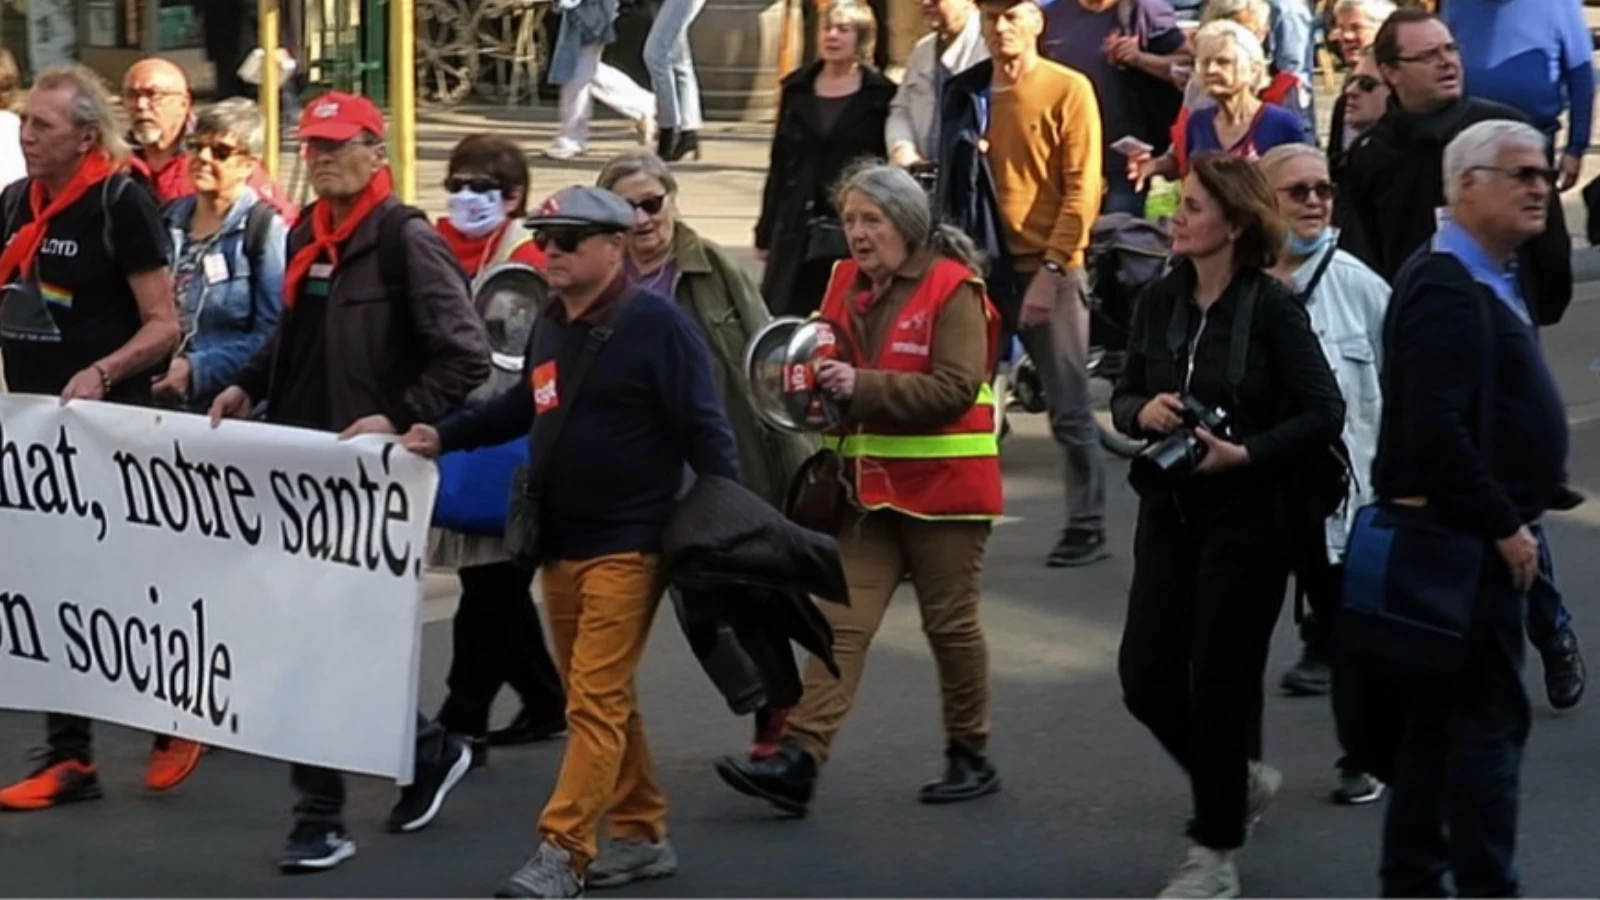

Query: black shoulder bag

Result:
[505,291,641,569]
[1337,256,1496,674]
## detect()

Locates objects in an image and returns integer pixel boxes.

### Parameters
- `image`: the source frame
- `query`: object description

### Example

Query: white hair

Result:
[1442,120,1548,205]
[1194,19,1268,92]
[1332,0,1397,22]
[1258,143,1329,183]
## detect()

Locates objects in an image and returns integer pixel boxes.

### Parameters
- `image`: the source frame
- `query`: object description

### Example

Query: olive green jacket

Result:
[670,223,817,505]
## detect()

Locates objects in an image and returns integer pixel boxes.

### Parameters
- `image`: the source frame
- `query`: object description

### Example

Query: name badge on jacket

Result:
[532,360,559,412]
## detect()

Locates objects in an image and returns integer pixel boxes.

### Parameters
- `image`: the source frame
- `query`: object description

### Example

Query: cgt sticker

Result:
[532,360,559,412]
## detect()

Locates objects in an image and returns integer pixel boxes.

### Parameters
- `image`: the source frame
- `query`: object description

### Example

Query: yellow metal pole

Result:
[261,0,282,178]
[389,0,417,203]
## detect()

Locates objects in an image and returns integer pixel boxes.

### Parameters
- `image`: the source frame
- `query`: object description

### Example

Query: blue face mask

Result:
[1288,226,1335,257]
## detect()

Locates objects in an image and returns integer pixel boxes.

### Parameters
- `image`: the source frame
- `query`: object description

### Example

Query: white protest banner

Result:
[0,395,438,781]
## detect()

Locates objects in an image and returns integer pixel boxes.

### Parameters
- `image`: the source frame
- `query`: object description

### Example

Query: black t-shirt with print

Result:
[0,174,171,403]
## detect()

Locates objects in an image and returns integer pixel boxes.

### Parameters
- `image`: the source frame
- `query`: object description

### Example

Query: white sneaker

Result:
[1158,845,1241,899]
[1247,761,1282,824]
[587,838,677,889]
[540,140,584,161]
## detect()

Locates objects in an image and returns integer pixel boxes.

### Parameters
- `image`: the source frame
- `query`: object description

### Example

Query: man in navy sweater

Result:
[400,186,739,899]
[1364,119,1568,898]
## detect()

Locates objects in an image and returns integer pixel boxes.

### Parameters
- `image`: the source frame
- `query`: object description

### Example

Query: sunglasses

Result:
[1347,74,1381,93]
[188,139,244,162]
[534,226,612,253]
[444,175,502,194]
[629,194,667,215]
[1470,165,1558,189]
[1277,181,1336,203]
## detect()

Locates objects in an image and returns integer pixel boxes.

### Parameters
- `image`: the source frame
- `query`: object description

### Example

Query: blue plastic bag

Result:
[432,438,529,536]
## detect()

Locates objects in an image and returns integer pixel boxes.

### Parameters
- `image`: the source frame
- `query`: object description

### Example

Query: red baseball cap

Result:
[299,91,386,142]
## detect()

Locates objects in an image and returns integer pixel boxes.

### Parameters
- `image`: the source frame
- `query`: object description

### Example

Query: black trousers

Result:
[1295,555,1375,777]
[291,714,447,823]
[436,562,566,737]
[46,715,173,763]
[1119,495,1290,851]
[1370,567,1531,898]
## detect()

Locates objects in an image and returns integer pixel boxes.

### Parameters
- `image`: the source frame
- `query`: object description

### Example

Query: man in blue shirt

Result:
[1445,0,1595,191]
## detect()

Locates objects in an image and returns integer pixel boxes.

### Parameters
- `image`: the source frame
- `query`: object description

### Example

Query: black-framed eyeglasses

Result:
[444,175,502,194]
[1469,165,1558,189]
[187,138,244,162]
[1346,74,1381,93]
[629,194,667,215]
[301,136,377,156]
[1395,42,1459,65]
[1276,181,1336,203]
[534,226,611,253]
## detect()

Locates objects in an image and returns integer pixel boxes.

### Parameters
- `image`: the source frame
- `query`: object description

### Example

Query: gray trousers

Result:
[1021,279,1106,533]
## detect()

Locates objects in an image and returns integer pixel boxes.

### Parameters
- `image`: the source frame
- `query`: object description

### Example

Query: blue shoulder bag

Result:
[1337,256,1496,674]
[433,438,529,536]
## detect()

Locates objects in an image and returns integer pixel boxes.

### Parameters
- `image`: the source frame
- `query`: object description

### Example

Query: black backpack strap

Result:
[100,174,132,261]
[521,289,644,496]
[1298,244,1338,305]
[1226,278,1258,396]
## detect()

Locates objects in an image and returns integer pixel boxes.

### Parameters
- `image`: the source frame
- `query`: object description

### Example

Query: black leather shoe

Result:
[655,126,678,160]
[666,129,701,162]
[1543,628,1587,710]
[487,708,567,747]
[1280,648,1332,696]
[713,741,815,816]
[918,745,1000,805]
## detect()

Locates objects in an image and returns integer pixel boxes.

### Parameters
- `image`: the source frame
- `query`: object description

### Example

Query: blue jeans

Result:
[1525,523,1572,649]
[644,0,706,130]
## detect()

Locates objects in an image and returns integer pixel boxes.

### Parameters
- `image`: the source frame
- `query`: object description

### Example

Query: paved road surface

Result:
[2,292,1599,896]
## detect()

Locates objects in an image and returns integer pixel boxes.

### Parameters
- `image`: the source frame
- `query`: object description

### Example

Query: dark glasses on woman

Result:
[1346,74,1382,93]
[188,139,243,161]
[444,175,502,194]
[534,226,610,253]
[629,194,667,215]
[1277,181,1336,203]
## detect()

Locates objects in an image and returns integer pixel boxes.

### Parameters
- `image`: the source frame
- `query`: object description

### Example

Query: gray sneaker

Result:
[1246,761,1282,824]
[587,838,678,889]
[494,843,584,899]
[1158,845,1241,899]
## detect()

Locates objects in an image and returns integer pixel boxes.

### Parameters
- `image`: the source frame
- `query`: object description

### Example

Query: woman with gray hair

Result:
[597,150,817,777]
[1258,142,1390,807]
[153,97,287,414]
[715,162,1003,815]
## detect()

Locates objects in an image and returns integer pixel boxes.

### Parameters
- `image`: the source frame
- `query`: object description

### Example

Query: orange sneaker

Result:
[0,757,102,810]
[145,738,205,791]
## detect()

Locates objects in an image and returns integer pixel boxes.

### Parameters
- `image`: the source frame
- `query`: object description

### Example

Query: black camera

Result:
[1128,396,1230,492]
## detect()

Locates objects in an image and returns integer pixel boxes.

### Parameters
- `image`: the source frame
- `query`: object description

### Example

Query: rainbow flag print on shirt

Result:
[39,282,72,309]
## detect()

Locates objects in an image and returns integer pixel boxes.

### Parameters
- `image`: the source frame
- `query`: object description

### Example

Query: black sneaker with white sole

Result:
[280,821,357,873]
[385,735,473,833]
[1331,770,1385,806]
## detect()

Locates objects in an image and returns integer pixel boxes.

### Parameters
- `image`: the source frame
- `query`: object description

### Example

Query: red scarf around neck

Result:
[436,217,508,279]
[0,150,118,284]
[283,166,395,308]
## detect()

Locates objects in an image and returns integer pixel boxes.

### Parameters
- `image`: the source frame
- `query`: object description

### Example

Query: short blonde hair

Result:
[30,64,131,165]
[1258,144,1329,184]
[1194,19,1268,94]
[821,0,878,64]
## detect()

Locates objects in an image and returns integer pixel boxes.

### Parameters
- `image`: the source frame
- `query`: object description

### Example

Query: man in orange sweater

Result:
[978,0,1108,567]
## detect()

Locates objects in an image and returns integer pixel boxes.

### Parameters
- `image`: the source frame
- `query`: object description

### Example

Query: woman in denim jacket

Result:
[152,98,286,412]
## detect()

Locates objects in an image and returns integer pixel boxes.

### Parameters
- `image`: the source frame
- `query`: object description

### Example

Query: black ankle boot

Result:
[713,741,816,816]
[655,126,678,160]
[918,743,1000,804]
[666,129,700,162]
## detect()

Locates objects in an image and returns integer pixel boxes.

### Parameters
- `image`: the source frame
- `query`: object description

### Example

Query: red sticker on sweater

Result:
[532,360,559,412]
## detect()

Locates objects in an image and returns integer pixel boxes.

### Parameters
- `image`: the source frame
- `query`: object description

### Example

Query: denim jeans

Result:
[1523,523,1572,650]
[1020,277,1107,533]
[643,0,706,130]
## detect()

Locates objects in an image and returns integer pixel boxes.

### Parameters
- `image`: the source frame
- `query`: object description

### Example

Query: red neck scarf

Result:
[0,150,118,284]
[436,217,510,279]
[283,166,395,308]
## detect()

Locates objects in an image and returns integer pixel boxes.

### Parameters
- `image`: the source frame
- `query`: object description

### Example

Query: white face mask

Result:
[447,188,507,238]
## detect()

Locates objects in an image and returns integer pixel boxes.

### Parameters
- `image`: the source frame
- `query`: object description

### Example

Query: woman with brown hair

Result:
[1109,152,1344,898]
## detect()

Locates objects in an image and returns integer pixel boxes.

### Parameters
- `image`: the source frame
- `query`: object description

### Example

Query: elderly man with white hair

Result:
[1347,118,1566,898]
[1330,0,1397,62]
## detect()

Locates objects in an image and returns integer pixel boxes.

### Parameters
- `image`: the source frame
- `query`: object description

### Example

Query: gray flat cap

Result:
[527,186,635,231]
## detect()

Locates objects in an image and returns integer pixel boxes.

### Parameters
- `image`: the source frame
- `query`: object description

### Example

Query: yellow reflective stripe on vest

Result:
[825,385,998,459]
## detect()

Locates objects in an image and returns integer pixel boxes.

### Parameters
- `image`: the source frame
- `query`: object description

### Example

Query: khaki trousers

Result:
[788,510,992,764]
[537,552,667,870]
